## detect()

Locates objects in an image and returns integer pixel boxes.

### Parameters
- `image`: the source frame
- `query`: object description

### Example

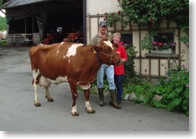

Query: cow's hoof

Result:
[47,98,54,102]
[86,108,96,114]
[71,112,79,116]
[34,103,41,107]
[45,96,54,102]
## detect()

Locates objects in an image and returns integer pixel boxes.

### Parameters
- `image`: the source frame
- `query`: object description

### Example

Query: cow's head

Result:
[92,38,122,65]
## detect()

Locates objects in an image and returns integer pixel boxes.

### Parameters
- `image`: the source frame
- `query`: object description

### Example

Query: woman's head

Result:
[113,32,121,44]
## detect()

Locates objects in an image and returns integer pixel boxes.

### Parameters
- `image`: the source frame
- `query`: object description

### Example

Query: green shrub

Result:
[0,40,7,46]
[123,67,189,116]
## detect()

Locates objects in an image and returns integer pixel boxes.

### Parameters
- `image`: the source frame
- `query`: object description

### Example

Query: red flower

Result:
[152,41,157,45]
[157,42,163,46]
[117,11,121,15]
[150,17,153,22]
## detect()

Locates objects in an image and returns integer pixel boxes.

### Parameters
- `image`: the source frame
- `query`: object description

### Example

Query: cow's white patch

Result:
[56,42,64,54]
[65,43,83,57]
[32,69,40,105]
[33,69,40,82]
[85,101,92,111]
[103,40,114,50]
[71,105,77,114]
[79,84,91,90]
[52,76,68,84]
[39,75,68,87]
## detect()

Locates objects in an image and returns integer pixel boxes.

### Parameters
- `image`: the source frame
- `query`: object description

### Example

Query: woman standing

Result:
[112,32,128,104]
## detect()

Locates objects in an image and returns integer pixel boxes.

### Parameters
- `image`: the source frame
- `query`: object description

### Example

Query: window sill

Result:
[145,53,179,58]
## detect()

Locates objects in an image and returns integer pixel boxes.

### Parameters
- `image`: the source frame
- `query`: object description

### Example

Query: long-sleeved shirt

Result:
[114,45,128,75]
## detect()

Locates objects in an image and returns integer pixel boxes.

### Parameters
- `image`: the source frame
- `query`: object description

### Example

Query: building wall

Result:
[86,0,120,15]
[86,0,189,78]
[86,0,120,44]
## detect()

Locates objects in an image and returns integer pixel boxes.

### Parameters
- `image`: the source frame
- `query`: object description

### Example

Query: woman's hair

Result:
[113,32,121,38]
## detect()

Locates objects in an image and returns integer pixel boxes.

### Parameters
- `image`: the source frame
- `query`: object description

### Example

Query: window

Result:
[154,32,174,44]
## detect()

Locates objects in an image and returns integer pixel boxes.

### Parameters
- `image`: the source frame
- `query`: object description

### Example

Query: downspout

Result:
[83,0,87,45]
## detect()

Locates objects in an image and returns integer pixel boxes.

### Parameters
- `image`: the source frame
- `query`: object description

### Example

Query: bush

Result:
[0,40,7,46]
[0,16,6,31]
[123,67,189,116]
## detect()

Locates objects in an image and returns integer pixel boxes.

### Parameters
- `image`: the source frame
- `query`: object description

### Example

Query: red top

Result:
[114,45,128,75]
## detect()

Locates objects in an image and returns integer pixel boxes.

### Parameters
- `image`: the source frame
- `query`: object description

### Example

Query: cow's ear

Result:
[92,45,101,53]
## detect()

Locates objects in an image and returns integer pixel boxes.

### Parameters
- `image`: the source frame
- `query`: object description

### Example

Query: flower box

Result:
[150,48,174,54]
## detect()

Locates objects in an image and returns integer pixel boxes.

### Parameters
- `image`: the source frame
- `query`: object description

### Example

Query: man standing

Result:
[91,21,121,109]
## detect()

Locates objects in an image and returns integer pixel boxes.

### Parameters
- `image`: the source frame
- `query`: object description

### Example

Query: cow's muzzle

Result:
[117,58,123,65]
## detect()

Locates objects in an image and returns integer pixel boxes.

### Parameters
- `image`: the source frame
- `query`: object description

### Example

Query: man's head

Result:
[99,21,107,27]
[99,21,107,36]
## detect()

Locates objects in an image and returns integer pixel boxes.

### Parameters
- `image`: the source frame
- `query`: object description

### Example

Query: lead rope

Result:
[96,52,102,66]
[100,52,118,65]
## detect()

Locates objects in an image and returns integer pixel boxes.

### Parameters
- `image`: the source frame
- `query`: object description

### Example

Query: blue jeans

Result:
[97,64,116,90]
[114,75,123,103]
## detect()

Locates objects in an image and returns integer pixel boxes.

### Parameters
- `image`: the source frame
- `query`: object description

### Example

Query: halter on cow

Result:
[29,38,122,116]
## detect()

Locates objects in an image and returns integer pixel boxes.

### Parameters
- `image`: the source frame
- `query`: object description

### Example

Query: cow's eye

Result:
[106,48,111,53]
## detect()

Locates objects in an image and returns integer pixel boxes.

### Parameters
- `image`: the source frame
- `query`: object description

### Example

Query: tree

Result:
[0,16,6,30]
[106,0,189,47]
[107,0,188,31]
[0,0,2,6]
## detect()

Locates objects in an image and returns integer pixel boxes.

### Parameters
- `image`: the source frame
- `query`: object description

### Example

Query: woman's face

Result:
[113,35,120,44]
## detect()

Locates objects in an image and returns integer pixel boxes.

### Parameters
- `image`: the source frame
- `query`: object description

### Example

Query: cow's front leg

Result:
[69,82,79,116]
[84,89,96,114]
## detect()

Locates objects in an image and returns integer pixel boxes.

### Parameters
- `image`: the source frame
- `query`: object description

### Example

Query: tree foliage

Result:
[0,16,6,30]
[106,0,189,33]
[0,0,2,6]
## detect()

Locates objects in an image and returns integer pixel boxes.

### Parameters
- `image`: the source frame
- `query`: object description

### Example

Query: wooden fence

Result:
[86,13,182,81]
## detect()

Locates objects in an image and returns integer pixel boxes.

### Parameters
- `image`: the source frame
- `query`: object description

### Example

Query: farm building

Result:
[0,0,189,80]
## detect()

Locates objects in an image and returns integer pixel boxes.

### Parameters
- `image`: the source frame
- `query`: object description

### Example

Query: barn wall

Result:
[85,0,189,80]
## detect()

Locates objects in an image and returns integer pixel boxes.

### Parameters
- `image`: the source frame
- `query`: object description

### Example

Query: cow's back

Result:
[30,43,67,79]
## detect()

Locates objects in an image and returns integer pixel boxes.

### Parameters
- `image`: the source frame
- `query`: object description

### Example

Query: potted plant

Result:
[141,32,176,54]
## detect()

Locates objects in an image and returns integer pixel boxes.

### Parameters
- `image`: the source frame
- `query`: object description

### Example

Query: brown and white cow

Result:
[29,38,122,116]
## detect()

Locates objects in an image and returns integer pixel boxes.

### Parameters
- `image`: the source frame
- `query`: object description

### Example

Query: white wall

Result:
[86,0,120,15]
[86,0,121,44]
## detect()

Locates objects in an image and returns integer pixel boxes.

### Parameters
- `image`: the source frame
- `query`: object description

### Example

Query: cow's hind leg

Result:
[69,81,79,116]
[32,69,41,107]
[44,87,54,102]
[84,89,96,114]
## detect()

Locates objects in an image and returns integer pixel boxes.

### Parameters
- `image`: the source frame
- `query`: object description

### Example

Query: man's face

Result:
[100,26,107,34]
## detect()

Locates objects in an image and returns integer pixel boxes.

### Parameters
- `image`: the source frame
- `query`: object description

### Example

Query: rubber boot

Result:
[98,88,105,107]
[109,90,121,109]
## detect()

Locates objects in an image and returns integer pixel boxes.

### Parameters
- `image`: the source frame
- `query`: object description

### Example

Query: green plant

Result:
[141,31,177,51]
[0,16,6,30]
[122,67,189,116]
[106,0,189,49]
[106,0,188,30]
[159,68,189,115]
[123,45,137,84]
[0,40,7,46]
[0,0,2,6]
[141,32,155,50]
